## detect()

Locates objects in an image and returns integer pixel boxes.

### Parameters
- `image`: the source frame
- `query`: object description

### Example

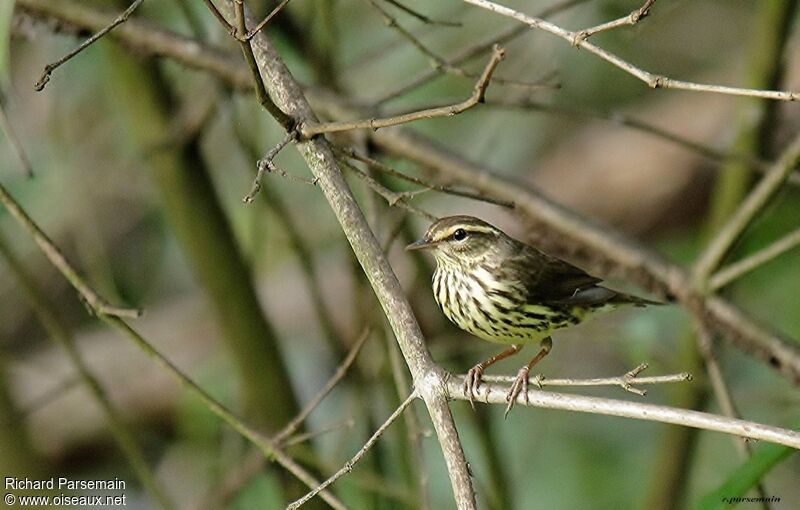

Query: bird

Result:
[406,215,660,417]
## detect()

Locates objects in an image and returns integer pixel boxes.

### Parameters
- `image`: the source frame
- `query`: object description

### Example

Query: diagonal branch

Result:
[573,0,657,43]
[710,227,800,291]
[694,133,800,284]
[0,181,141,318]
[287,391,419,509]
[461,0,800,101]
[34,0,145,91]
[299,44,505,139]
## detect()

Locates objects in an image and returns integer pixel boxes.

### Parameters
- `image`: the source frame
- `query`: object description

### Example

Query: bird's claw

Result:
[504,366,532,419]
[464,365,484,409]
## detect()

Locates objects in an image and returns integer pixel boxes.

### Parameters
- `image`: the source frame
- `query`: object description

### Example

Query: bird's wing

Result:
[516,246,611,305]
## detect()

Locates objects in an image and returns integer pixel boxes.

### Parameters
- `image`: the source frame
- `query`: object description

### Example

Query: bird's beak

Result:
[406,237,435,251]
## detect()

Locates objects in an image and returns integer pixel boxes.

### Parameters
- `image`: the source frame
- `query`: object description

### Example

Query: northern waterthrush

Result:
[407,215,660,416]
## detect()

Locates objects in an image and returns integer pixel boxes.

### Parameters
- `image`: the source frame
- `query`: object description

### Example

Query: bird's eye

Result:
[453,228,467,241]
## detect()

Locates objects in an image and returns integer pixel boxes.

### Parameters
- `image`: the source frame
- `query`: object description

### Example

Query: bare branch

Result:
[299,44,505,139]
[486,98,800,186]
[244,0,292,41]
[694,133,800,282]
[373,0,590,105]
[335,146,514,208]
[482,363,691,395]
[0,181,141,318]
[366,128,800,382]
[710,228,800,291]
[384,0,462,27]
[287,391,419,509]
[461,0,800,101]
[229,0,294,129]
[273,329,370,444]
[34,0,145,91]
[445,377,800,449]
[338,157,438,221]
[243,129,299,202]
[573,0,657,44]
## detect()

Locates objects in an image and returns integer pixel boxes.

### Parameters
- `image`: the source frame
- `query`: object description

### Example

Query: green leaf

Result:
[695,438,796,510]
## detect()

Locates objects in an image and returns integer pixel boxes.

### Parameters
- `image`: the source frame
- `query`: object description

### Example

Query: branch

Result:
[372,0,590,105]
[335,146,514,208]
[34,0,145,91]
[338,155,439,221]
[485,98,800,187]
[710,227,800,291]
[0,184,345,508]
[694,133,800,283]
[481,363,691,396]
[573,0,657,43]
[0,181,141,318]
[461,0,800,101]
[288,391,418,509]
[230,0,294,129]
[223,3,478,506]
[444,378,800,449]
[364,128,800,383]
[299,44,505,139]
[0,236,174,510]
[384,0,461,27]
[273,329,370,444]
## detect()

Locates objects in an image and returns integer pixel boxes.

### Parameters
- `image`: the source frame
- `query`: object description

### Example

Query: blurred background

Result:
[1,0,799,508]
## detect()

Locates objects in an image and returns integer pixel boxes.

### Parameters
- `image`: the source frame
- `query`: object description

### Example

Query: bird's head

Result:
[406,215,514,268]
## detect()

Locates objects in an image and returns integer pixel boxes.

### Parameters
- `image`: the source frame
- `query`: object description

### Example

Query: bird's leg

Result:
[504,337,553,419]
[464,344,522,409]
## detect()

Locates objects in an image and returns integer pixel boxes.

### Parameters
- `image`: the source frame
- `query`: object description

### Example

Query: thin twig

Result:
[462,0,800,101]
[299,45,505,139]
[486,98,800,186]
[0,181,141,318]
[200,0,236,34]
[0,98,34,178]
[243,130,299,202]
[273,329,371,444]
[366,0,548,93]
[481,363,691,396]
[336,146,514,208]
[339,157,438,220]
[372,0,590,105]
[282,419,357,447]
[0,177,345,508]
[384,0,461,27]
[102,317,348,510]
[287,391,419,509]
[383,325,431,510]
[244,0,292,40]
[710,228,800,291]
[366,127,800,382]
[573,0,657,44]
[0,237,174,510]
[445,377,800,449]
[34,0,145,91]
[230,0,294,129]
[694,133,800,283]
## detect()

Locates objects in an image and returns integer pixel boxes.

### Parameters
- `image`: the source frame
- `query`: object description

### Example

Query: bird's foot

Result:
[504,366,532,419]
[464,364,485,410]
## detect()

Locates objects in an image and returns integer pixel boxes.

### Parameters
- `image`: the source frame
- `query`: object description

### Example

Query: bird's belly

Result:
[433,269,582,345]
